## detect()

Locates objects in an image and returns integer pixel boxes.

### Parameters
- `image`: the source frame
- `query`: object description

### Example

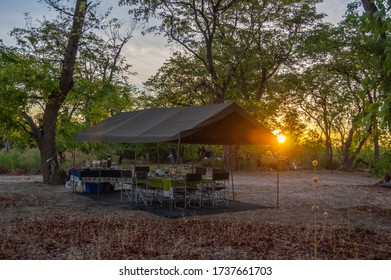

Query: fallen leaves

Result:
[0,214,390,260]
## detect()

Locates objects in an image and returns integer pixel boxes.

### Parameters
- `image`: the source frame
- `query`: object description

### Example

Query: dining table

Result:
[146,176,186,197]
[146,176,213,197]
[66,168,132,193]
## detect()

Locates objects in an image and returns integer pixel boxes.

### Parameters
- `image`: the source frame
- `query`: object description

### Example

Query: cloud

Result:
[124,33,171,87]
[316,0,351,24]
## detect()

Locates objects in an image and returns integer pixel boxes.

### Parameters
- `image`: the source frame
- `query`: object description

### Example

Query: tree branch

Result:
[22,112,42,142]
[41,0,74,17]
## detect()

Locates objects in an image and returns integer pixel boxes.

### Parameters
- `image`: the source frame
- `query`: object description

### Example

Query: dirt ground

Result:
[0,169,389,231]
[0,169,390,259]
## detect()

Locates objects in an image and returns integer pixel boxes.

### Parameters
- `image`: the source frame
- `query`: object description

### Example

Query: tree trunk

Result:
[323,119,334,169]
[257,67,267,100]
[39,0,87,184]
[223,145,238,172]
[325,136,334,169]
[341,128,355,171]
[40,103,64,184]
[341,126,370,171]
[373,128,380,160]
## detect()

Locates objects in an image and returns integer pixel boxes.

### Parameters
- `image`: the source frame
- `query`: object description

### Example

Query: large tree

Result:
[316,0,391,170]
[279,65,353,168]
[120,0,323,105]
[360,0,391,132]
[17,0,87,184]
[0,0,134,184]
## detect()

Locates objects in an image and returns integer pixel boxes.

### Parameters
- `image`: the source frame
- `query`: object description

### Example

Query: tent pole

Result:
[72,147,76,169]
[275,143,280,209]
[277,167,280,208]
[71,146,76,193]
[134,143,137,162]
[131,143,139,210]
[190,144,194,172]
[189,136,193,172]
[157,142,160,168]
[169,137,181,218]
[229,145,235,200]
[96,142,104,201]
[175,137,181,174]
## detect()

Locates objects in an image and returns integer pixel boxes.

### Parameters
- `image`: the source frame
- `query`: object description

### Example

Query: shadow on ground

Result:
[79,191,269,218]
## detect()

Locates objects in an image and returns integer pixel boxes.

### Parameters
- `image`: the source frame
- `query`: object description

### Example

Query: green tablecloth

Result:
[147,177,185,191]
[147,177,213,191]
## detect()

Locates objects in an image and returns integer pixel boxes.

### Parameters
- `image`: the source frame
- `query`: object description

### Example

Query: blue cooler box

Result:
[84,183,104,193]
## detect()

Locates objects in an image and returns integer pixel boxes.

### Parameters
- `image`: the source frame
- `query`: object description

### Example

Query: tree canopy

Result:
[0,0,390,178]
[0,0,136,183]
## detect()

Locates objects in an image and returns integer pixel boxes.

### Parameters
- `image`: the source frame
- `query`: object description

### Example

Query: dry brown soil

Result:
[0,169,390,259]
[1,169,389,230]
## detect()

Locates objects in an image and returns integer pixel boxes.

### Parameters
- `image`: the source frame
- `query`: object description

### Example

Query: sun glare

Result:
[277,134,286,144]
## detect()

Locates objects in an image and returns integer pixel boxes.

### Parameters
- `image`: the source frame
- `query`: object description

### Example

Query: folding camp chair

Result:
[171,181,187,209]
[134,166,162,207]
[184,173,203,208]
[204,169,229,206]
[170,173,201,209]
[120,170,133,202]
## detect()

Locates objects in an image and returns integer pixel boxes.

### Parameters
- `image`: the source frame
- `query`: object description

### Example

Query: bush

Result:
[370,150,391,177]
[13,149,41,174]
[0,149,41,174]
[359,148,391,177]
[0,152,15,174]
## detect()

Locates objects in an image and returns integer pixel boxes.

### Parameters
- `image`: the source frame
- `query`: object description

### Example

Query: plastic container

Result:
[84,183,104,193]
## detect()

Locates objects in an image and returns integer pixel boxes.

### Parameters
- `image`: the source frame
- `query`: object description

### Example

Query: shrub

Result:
[13,149,41,174]
[0,149,41,175]
[360,148,391,177]
[0,152,15,174]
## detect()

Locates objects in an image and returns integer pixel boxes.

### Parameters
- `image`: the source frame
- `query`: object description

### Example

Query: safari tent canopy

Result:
[74,102,276,145]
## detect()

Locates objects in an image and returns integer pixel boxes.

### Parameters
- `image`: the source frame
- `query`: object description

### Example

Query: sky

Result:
[0,0,354,88]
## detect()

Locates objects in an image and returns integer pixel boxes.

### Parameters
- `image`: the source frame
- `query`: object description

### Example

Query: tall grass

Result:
[0,149,41,174]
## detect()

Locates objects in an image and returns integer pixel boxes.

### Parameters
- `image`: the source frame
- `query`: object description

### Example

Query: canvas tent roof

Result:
[74,102,276,145]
